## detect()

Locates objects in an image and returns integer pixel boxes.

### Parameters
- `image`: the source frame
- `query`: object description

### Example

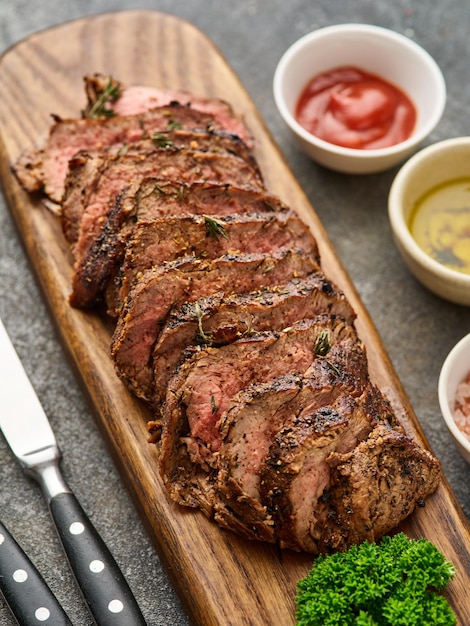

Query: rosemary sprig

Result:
[204,215,229,241]
[86,77,121,119]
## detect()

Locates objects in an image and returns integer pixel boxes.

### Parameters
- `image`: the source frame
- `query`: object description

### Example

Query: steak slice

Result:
[13,103,231,203]
[117,212,319,307]
[257,384,402,552]
[63,146,264,260]
[83,73,254,146]
[153,272,356,409]
[159,332,369,521]
[315,423,441,552]
[74,181,290,311]
[163,315,362,458]
[111,249,319,401]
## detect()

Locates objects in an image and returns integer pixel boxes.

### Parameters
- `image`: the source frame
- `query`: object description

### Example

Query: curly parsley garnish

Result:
[296,533,456,626]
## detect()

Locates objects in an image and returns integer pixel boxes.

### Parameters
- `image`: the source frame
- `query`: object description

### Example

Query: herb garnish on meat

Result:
[84,77,122,119]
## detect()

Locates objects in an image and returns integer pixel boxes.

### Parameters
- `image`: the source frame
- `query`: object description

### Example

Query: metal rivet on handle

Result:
[108,599,124,614]
[35,607,51,622]
[13,569,28,582]
[69,522,85,535]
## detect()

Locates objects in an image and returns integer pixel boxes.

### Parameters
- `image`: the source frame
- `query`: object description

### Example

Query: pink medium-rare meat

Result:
[63,148,265,298]
[214,385,381,547]
[63,146,264,248]
[72,209,318,310]
[159,330,370,519]
[111,249,320,402]
[83,73,253,147]
[13,104,233,203]
[257,384,400,552]
[117,211,320,307]
[163,315,361,456]
[152,272,356,408]
[71,181,291,311]
[13,72,442,555]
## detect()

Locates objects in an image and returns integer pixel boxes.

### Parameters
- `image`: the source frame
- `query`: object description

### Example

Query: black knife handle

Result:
[0,520,72,625]
[49,492,147,626]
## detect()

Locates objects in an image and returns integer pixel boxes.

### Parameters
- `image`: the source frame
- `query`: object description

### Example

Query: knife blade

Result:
[0,519,72,625]
[0,319,147,626]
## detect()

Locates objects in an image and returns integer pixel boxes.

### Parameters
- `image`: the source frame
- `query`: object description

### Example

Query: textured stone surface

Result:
[0,1,469,624]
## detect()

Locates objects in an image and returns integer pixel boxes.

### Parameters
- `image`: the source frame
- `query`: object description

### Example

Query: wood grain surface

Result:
[0,10,469,625]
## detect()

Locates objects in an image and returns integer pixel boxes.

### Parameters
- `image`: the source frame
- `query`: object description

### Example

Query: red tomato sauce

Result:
[295,66,416,150]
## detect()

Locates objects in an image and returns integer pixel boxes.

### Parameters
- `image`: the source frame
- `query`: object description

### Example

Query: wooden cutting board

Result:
[0,10,469,625]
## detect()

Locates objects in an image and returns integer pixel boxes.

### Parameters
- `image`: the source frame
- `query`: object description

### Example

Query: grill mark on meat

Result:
[13,103,233,203]
[316,423,441,553]
[159,331,368,525]
[14,75,442,554]
[117,212,320,308]
[111,249,319,402]
[153,273,355,409]
[71,181,291,310]
[163,315,360,459]
[258,384,399,552]
[63,147,264,269]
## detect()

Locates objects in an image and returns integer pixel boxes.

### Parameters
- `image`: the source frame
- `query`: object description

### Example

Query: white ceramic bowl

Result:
[273,24,446,174]
[438,333,470,463]
[388,137,470,306]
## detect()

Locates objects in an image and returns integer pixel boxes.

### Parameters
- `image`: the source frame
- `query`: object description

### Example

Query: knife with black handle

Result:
[0,520,72,625]
[0,318,147,626]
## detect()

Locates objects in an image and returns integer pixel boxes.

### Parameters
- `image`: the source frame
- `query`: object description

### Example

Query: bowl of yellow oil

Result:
[388,137,470,306]
[409,178,470,275]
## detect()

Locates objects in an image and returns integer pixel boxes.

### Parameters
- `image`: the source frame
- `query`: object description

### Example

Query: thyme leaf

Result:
[204,215,229,241]
[314,330,331,356]
[151,133,174,148]
[194,302,212,345]
[211,395,219,414]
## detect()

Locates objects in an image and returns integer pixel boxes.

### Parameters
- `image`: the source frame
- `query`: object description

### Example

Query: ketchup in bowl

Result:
[295,66,416,150]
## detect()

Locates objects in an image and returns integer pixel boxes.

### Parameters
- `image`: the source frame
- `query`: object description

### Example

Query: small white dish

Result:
[438,333,470,464]
[388,137,470,306]
[273,23,446,174]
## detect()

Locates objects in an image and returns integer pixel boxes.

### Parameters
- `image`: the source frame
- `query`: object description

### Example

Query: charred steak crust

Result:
[152,272,356,407]
[63,146,265,264]
[14,102,249,203]
[71,181,291,310]
[111,248,320,402]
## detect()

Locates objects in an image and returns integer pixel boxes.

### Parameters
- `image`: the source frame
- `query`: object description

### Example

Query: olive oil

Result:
[409,178,470,275]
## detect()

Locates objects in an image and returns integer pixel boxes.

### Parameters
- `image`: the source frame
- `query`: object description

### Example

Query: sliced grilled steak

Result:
[83,73,253,146]
[214,384,378,545]
[159,331,369,520]
[63,147,264,266]
[153,272,355,408]
[117,212,319,306]
[163,315,361,458]
[257,384,401,552]
[73,181,290,310]
[13,103,232,203]
[111,249,319,401]
[315,423,441,552]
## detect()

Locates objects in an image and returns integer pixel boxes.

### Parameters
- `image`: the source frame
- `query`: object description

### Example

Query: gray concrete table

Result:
[0,1,468,624]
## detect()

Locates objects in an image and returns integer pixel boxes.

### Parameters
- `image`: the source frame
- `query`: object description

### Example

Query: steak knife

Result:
[0,319,147,626]
[0,519,72,625]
